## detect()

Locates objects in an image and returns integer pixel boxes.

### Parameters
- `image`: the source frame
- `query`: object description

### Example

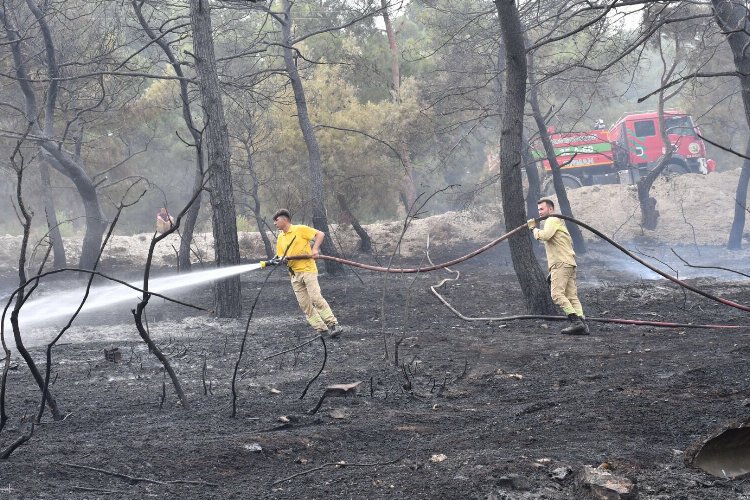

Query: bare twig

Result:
[0,423,34,459]
[231,262,281,417]
[299,336,327,400]
[62,462,218,486]
[262,334,322,360]
[671,249,750,280]
[70,486,125,494]
[271,437,415,486]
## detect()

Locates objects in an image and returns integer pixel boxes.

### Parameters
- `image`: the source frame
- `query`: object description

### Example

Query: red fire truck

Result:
[536,111,716,195]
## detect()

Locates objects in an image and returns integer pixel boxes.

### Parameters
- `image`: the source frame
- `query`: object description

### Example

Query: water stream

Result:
[3,263,264,330]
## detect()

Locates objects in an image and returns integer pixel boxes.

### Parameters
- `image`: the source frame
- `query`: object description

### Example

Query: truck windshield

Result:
[663,115,695,136]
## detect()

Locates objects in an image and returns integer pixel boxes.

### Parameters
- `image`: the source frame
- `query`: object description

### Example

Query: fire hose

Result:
[260,215,750,329]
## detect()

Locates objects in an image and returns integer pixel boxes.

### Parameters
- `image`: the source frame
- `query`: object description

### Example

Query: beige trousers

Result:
[290,272,337,331]
[549,263,583,317]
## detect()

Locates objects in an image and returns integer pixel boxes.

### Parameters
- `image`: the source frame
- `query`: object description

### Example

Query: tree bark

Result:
[280,0,343,275]
[636,32,681,231]
[190,0,242,316]
[41,145,107,270]
[39,162,66,269]
[337,193,372,254]
[527,52,586,253]
[728,140,750,249]
[712,0,750,249]
[494,0,557,315]
[24,0,65,270]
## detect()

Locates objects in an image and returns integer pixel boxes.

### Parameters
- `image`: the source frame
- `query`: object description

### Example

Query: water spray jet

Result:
[6,262,267,330]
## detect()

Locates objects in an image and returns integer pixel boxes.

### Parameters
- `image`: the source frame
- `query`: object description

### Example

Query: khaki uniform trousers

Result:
[549,263,583,317]
[290,272,337,332]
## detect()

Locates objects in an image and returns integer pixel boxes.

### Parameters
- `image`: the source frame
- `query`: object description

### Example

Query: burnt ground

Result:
[1,240,750,499]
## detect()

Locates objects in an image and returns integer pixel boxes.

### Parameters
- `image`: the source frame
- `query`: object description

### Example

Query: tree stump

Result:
[308,381,362,415]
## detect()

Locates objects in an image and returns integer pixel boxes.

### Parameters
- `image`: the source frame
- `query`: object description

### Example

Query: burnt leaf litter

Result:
[1,240,749,499]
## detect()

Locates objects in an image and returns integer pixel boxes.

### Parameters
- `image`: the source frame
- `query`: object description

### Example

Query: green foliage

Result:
[236,214,253,233]
[4,0,745,241]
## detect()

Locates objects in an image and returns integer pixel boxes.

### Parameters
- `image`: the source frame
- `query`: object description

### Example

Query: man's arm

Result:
[311,230,325,258]
[533,217,560,241]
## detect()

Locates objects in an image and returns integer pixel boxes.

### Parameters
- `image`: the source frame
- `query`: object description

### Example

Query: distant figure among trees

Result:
[156,207,174,233]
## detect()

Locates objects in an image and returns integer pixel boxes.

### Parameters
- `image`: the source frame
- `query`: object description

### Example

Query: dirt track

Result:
[1,239,750,499]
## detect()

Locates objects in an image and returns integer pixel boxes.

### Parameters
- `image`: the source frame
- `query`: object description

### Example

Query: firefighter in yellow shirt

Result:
[272,209,341,337]
[527,198,589,335]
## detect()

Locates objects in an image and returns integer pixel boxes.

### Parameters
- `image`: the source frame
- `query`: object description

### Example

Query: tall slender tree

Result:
[0,0,107,270]
[190,0,242,316]
[494,0,556,314]
[712,0,750,249]
[279,0,343,274]
[527,49,586,254]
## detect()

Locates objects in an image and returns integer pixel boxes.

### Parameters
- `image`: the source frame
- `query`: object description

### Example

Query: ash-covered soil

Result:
[1,241,750,499]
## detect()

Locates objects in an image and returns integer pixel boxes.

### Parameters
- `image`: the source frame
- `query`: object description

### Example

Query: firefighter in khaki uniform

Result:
[272,209,341,337]
[527,198,589,335]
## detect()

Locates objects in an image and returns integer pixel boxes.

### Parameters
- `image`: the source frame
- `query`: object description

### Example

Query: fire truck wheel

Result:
[661,163,688,180]
[542,175,582,197]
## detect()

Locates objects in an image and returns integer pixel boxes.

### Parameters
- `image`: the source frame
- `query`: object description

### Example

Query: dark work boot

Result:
[561,313,587,335]
[581,317,591,335]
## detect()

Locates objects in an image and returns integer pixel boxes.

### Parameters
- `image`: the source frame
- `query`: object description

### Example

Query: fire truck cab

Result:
[609,111,713,176]
[535,110,716,196]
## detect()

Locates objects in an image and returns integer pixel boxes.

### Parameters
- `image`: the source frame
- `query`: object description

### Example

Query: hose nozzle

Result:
[262,256,282,267]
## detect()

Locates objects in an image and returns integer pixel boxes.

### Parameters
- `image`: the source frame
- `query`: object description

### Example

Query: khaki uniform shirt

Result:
[533,217,576,269]
[276,224,319,274]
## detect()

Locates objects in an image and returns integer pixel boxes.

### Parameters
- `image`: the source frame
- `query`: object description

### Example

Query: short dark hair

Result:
[537,198,555,209]
[273,209,291,221]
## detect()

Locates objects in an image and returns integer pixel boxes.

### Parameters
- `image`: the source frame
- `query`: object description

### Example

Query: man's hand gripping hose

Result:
[259,236,296,269]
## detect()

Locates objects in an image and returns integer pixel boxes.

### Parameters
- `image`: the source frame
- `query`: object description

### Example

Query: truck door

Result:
[630,119,660,165]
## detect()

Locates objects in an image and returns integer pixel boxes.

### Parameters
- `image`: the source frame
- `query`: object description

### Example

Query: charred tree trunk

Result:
[713,0,750,249]
[39,162,66,269]
[280,0,343,275]
[636,33,680,231]
[42,147,106,270]
[381,0,417,211]
[179,170,204,270]
[527,53,586,254]
[728,140,750,249]
[636,165,667,231]
[494,0,556,315]
[25,0,65,270]
[190,0,242,316]
[337,193,372,254]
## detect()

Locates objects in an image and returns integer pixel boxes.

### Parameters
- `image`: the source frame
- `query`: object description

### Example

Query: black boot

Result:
[561,313,587,335]
[581,316,590,335]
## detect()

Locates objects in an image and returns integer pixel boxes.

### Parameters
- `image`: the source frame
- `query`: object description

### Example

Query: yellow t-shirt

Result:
[533,216,576,269]
[276,224,319,273]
